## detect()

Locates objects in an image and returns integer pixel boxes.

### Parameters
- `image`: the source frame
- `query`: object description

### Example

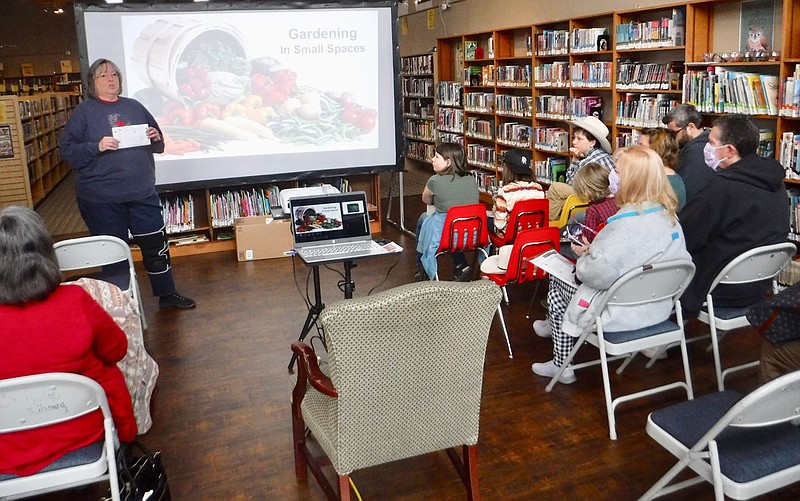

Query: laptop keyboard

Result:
[302,241,379,257]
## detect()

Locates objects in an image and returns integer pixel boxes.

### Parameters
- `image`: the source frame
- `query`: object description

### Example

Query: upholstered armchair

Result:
[291,280,502,501]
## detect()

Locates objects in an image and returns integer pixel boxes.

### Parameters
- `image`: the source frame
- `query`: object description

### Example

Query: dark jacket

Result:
[678,153,790,316]
[676,129,715,202]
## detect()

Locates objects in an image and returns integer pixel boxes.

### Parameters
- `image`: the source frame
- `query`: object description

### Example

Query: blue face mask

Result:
[703,142,729,170]
[608,168,620,194]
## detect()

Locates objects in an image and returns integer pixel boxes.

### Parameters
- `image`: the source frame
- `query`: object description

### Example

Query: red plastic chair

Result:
[481,227,561,358]
[434,204,490,281]
[489,198,549,250]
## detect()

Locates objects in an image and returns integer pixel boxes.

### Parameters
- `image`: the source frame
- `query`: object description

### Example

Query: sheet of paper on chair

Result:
[531,250,577,287]
[111,124,150,149]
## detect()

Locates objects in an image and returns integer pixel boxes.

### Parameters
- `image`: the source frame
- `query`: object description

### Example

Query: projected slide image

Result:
[123,14,378,158]
[293,204,343,233]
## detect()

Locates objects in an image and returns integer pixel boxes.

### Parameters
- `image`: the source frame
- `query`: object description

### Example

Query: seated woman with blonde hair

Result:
[531,146,690,384]
[0,205,137,476]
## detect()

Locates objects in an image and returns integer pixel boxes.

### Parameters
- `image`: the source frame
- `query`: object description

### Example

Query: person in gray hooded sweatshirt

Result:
[532,146,690,385]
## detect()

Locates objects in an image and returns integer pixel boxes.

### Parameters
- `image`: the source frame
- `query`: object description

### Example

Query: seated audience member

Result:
[0,206,137,476]
[491,149,545,237]
[639,127,687,209]
[416,142,480,281]
[556,163,617,261]
[661,103,714,201]
[746,282,800,383]
[547,116,615,221]
[678,114,790,319]
[531,146,690,384]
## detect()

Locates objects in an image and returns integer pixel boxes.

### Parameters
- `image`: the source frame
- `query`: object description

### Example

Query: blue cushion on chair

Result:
[603,319,680,344]
[0,441,104,480]
[702,305,751,320]
[650,391,800,483]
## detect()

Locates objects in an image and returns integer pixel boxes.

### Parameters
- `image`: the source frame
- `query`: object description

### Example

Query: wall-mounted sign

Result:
[21,63,34,77]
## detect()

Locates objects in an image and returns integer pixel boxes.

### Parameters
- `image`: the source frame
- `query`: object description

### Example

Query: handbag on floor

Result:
[104,441,171,501]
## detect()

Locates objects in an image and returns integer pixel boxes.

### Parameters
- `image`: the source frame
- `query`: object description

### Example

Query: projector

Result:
[279,184,340,214]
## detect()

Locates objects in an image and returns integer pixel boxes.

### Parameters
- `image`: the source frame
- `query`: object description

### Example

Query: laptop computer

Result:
[289,191,389,264]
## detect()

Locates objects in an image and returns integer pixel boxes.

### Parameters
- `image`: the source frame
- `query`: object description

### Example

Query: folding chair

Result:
[481,227,560,358]
[54,235,147,331]
[545,260,696,440]
[640,369,800,501]
[698,242,795,391]
[434,203,490,281]
[549,194,590,228]
[0,373,122,501]
[489,198,549,250]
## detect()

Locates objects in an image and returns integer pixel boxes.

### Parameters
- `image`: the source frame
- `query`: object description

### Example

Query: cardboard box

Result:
[234,216,293,261]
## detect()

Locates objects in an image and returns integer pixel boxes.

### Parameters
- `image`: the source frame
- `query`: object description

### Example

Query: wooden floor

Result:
[32,197,800,501]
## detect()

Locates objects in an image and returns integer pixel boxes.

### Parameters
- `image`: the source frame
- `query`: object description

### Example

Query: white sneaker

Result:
[533,318,552,338]
[641,347,668,360]
[531,359,576,384]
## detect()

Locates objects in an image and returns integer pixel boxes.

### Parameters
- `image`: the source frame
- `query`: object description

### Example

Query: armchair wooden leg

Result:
[338,474,351,501]
[291,405,308,480]
[465,444,481,501]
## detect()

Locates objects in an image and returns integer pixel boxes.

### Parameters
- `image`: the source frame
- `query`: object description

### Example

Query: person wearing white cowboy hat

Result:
[546,115,615,222]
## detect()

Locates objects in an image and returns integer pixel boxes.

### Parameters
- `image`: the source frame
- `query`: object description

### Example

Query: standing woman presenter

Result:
[60,58,195,309]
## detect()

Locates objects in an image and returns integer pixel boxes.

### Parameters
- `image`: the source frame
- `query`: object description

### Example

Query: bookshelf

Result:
[401,53,436,164]
[1,73,82,96]
[0,92,79,208]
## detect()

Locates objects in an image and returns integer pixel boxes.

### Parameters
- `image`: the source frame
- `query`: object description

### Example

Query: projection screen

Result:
[73,1,402,191]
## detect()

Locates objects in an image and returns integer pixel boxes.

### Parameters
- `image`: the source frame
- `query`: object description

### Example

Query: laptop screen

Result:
[289,191,372,247]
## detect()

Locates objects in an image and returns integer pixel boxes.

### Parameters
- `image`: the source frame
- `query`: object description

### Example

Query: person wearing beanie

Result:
[491,149,545,238]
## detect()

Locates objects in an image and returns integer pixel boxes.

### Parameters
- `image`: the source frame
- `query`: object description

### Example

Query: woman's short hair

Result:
[614,146,678,222]
[86,58,123,100]
[0,205,62,304]
[572,163,610,203]
[641,128,679,169]
[436,142,469,177]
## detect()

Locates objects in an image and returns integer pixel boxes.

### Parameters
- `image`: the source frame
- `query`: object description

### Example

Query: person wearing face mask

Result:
[661,103,715,202]
[677,114,790,318]
[546,116,615,221]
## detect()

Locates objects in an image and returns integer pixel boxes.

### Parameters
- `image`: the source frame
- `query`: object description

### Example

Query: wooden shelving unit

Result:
[401,53,436,165]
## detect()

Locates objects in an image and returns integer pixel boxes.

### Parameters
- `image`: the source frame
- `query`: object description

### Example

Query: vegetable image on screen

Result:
[293,206,343,233]
[130,17,377,156]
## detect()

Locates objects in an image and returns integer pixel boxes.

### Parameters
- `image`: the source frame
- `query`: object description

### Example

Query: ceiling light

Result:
[105,0,123,3]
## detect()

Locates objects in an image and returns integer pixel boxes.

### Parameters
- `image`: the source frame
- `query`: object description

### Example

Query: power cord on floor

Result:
[349,477,363,501]
[367,255,402,295]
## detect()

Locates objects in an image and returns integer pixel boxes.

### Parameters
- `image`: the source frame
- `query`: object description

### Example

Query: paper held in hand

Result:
[530,249,577,287]
[111,124,150,149]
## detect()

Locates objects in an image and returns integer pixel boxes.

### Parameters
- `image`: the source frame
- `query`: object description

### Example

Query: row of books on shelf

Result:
[534,126,569,153]
[616,93,680,128]
[465,117,494,139]
[615,9,685,49]
[465,65,495,87]
[402,77,434,98]
[405,140,435,162]
[438,131,464,145]
[161,194,196,234]
[779,64,800,118]
[535,27,609,56]
[533,61,613,88]
[210,186,278,228]
[495,65,531,87]
[535,156,567,183]
[497,95,533,117]
[438,107,464,133]
[401,54,434,75]
[616,60,680,90]
[467,144,497,169]
[781,132,800,179]
[615,129,643,149]
[497,122,532,147]
[535,95,603,120]
[403,118,435,141]
[437,81,463,106]
[406,99,434,119]
[682,68,779,116]
[464,92,495,113]
[470,168,499,193]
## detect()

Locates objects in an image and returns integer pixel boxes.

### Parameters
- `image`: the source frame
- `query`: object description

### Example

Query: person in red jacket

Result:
[0,205,137,476]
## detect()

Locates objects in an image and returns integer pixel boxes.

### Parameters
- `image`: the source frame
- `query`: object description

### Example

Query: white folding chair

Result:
[545,260,696,440]
[698,242,795,391]
[0,373,122,501]
[640,369,800,501]
[54,235,147,331]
